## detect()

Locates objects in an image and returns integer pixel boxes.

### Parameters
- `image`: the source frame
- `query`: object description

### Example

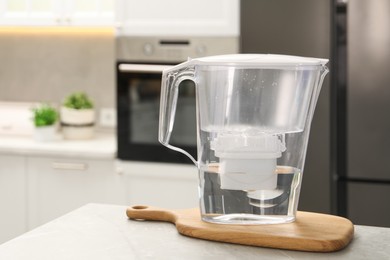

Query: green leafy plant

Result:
[63,92,94,110]
[32,104,58,127]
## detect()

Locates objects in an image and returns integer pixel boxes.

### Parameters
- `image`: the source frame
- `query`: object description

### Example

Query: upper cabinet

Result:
[64,0,115,26]
[115,0,240,36]
[0,0,239,32]
[0,0,115,26]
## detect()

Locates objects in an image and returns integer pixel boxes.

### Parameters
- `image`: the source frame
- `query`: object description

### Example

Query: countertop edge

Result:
[0,132,117,159]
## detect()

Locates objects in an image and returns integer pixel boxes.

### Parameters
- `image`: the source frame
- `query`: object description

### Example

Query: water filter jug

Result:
[159,54,329,224]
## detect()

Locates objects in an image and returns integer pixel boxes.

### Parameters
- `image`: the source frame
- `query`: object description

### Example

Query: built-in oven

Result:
[117,62,197,163]
[116,36,239,164]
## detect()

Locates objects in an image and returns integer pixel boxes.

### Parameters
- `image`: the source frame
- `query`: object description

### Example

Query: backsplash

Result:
[0,28,115,111]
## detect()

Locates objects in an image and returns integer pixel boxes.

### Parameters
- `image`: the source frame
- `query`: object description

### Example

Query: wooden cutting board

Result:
[126,205,354,252]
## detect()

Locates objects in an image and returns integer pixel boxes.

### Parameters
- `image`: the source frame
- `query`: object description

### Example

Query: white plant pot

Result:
[60,107,95,140]
[34,125,57,142]
[62,126,94,140]
[60,107,95,125]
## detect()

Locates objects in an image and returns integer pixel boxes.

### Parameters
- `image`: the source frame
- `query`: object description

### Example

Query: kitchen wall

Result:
[0,28,115,111]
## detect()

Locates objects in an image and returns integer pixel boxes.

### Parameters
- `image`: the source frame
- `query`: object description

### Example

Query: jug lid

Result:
[190,54,328,67]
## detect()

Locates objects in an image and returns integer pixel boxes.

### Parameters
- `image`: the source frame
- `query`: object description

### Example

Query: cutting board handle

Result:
[126,205,177,223]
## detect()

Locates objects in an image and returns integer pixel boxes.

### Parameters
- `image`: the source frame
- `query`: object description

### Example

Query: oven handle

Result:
[159,64,198,167]
[118,64,173,73]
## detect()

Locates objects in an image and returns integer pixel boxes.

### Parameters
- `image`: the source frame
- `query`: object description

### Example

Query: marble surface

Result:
[0,204,389,260]
[0,132,115,159]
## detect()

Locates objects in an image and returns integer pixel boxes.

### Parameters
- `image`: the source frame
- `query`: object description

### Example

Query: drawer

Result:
[26,156,125,228]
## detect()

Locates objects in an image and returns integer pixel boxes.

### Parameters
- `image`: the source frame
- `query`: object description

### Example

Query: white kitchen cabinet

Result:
[0,155,27,244]
[27,156,125,229]
[0,0,115,26]
[116,0,240,36]
[120,161,199,209]
[61,0,115,26]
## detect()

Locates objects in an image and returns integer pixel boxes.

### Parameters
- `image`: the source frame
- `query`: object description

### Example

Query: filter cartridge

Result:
[211,132,286,190]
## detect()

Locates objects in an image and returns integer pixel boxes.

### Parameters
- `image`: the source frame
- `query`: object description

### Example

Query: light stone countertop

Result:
[0,132,116,159]
[0,203,389,260]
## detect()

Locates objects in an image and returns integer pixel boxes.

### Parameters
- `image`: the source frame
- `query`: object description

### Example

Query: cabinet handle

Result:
[51,162,88,171]
[118,64,173,73]
[114,161,124,175]
[115,22,123,29]
[116,166,124,175]
[64,17,71,24]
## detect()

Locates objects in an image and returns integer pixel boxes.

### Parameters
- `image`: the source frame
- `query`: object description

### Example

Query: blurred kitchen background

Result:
[1,0,390,244]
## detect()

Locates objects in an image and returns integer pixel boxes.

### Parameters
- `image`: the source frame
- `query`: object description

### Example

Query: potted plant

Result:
[32,104,58,142]
[60,92,95,140]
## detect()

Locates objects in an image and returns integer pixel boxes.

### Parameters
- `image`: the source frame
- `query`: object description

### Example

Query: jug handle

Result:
[159,65,198,166]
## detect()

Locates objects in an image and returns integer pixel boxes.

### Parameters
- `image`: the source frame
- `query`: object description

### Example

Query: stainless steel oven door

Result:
[117,63,197,163]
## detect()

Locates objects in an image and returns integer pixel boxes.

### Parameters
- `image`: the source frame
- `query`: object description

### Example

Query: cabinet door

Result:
[0,0,115,26]
[0,0,59,26]
[116,0,239,36]
[348,182,390,227]
[120,161,198,209]
[0,155,27,244]
[27,157,125,229]
[347,0,390,181]
[63,0,115,26]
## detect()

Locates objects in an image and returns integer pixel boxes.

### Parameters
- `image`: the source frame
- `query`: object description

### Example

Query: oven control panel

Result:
[116,36,239,62]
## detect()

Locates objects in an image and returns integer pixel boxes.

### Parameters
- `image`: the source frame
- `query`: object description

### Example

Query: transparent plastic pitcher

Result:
[159,54,328,224]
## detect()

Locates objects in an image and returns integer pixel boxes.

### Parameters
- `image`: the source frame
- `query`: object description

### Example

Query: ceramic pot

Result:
[60,107,95,140]
[34,125,57,142]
